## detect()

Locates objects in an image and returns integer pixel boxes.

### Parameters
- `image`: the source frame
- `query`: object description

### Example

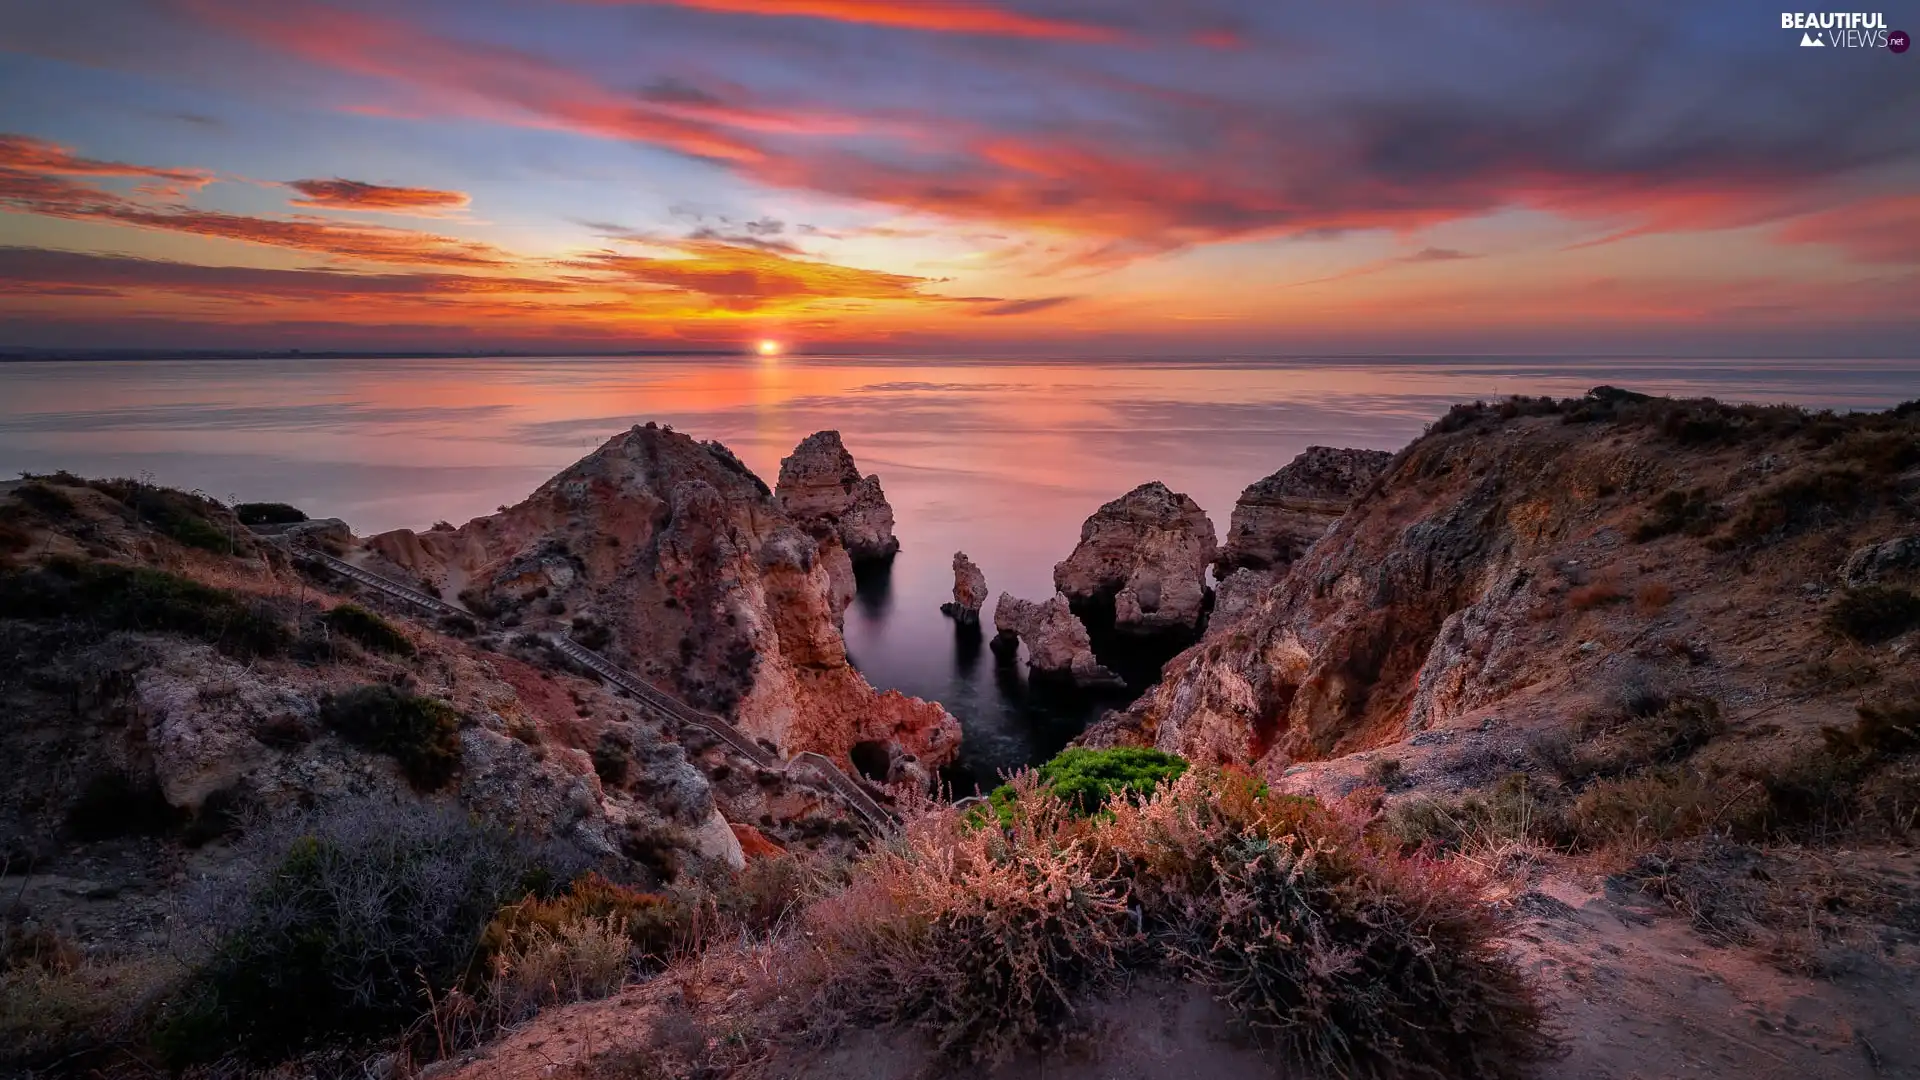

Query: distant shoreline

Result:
[0,349,742,363]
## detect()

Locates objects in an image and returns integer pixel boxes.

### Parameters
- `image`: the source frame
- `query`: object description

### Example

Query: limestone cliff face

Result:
[775,430,900,564]
[1053,482,1217,638]
[1088,392,1920,771]
[1215,447,1393,577]
[367,424,957,773]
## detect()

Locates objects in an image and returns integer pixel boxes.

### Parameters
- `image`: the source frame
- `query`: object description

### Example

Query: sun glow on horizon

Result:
[756,339,783,357]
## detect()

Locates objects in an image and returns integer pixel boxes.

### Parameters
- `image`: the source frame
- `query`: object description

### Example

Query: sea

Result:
[4,354,1916,788]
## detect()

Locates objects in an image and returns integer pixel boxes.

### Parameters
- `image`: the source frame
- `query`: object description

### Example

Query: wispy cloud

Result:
[587,0,1122,42]
[287,178,471,215]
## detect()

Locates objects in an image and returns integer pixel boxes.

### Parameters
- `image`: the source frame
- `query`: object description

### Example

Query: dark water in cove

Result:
[3,355,1916,785]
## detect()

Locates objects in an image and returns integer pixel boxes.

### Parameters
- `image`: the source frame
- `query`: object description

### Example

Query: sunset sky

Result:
[1,0,1917,355]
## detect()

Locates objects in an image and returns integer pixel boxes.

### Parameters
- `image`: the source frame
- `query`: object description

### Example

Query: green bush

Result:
[233,502,308,526]
[158,801,563,1065]
[987,746,1187,823]
[323,603,416,657]
[318,685,462,789]
[0,560,290,657]
[1825,586,1920,644]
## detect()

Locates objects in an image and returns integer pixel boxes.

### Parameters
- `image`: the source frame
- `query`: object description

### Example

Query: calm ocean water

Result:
[4,355,1916,785]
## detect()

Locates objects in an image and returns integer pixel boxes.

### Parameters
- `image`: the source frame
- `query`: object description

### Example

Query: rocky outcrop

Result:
[1054,482,1217,639]
[941,551,988,624]
[1842,534,1920,587]
[775,430,900,564]
[366,424,957,776]
[991,592,1123,689]
[1089,392,1920,772]
[1215,447,1393,576]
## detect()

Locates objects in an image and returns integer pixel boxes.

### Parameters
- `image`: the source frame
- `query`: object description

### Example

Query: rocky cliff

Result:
[1089,390,1920,771]
[1215,446,1393,577]
[0,473,760,891]
[1054,482,1216,639]
[775,430,900,565]
[365,425,957,774]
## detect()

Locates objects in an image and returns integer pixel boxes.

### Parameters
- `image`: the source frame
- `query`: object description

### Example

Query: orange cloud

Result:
[287,178,471,214]
[604,0,1121,41]
[0,136,510,267]
[566,238,931,310]
[0,133,211,188]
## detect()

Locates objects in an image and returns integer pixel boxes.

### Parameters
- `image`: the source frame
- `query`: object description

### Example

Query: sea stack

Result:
[991,592,1123,689]
[942,551,989,624]
[776,430,900,565]
[1054,481,1216,639]
[1215,446,1393,577]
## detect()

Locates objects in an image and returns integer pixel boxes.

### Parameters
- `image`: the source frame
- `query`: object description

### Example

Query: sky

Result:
[0,0,1917,355]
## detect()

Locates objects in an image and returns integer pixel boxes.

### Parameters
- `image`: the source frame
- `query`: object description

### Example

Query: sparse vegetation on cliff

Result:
[322,602,417,656]
[0,558,290,657]
[775,769,1552,1076]
[158,801,576,1066]
[318,684,463,789]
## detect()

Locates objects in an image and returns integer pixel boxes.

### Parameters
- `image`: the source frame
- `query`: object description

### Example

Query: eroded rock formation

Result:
[1215,447,1393,576]
[775,430,900,564]
[1086,391,1920,772]
[366,424,958,774]
[941,551,989,624]
[991,592,1123,689]
[1054,482,1217,640]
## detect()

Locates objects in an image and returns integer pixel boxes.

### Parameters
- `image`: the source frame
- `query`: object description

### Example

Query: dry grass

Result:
[1634,580,1674,613]
[1622,840,1920,975]
[1567,576,1625,611]
[764,770,1554,1077]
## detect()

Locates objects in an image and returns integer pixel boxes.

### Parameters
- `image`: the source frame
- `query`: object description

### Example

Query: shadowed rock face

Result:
[942,551,989,624]
[366,424,957,773]
[1054,482,1217,639]
[991,592,1123,689]
[775,430,900,565]
[1215,447,1393,577]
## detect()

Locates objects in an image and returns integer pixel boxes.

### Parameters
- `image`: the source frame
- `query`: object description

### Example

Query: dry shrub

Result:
[1567,768,1722,849]
[1380,773,1558,856]
[1568,694,1725,781]
[1825,586,1920,645]
[1719,467,1878,548]
[1623,840,1917,974]
[1566,576,1624,611]
[484,873,686,969]
[483,914,631,1023]
[1,950,179,1071]
[1634,580,1674,613]
[1106,772,1552,1080]
[783,777,1130,1063]
[776,770,1553,1078]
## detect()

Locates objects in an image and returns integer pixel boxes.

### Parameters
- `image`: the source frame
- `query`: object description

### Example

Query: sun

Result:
[756,339,783,357]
